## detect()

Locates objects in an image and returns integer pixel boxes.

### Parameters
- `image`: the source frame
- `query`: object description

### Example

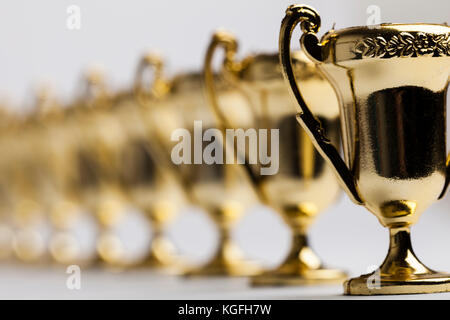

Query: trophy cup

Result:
[280,4,450,294]
[204,31,346,285]
[137,60,261,276]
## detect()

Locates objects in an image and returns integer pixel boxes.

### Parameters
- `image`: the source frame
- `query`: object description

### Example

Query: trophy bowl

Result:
[280,4,450,295]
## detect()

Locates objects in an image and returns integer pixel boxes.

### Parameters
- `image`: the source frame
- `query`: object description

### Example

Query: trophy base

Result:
[346,228,450,295]
[251,232,346,286]
[184,257,261,277]
[184,240,262,277]
[251,268,347,286]
[344,271,450,295]
[140,253,179,271]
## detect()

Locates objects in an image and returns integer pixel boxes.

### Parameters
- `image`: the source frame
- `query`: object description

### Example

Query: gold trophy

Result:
[0,107,16,260]
[4,88,98,265]
[280,4,450,294]
[138,60,261,276]
[204,31,346,285]
[0,108,44,263]
[66,70,154,268]
[33,89,99,266]
[7,95,57,264]
[112,55,188,270]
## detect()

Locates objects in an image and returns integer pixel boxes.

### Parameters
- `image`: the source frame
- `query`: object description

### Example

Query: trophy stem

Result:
[140,211,179,270]
[205,227,245,269]
[143,228,177,268]
[379,227,432,277]
[183,211,261,277]
[344,226,450,295]
[276,232,321,271]
[251,227,347,286]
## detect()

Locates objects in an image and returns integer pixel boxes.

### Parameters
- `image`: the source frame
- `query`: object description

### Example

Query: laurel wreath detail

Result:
[354,32,450,58]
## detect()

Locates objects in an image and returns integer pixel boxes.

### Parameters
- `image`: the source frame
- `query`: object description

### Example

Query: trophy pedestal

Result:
[251,233,346,286]
[345,228,450,295]
[251,268,347,286]
[184,240,261,277]
[344,272,450,295]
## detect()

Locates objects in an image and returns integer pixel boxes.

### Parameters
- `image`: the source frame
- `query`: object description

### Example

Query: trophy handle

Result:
[204,31,238,129]
[80,68,109,105]
[203,30,261,186]
[279,5,363,205]
[438,81,450,199]
[134,53,170,100]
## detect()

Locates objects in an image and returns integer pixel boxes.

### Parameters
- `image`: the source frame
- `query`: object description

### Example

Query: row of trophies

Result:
[0,4,449,296]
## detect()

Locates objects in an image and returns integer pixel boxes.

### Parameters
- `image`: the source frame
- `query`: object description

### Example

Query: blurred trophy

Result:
[0,108,23,261]
[280,4,450,294]
[111,55,188,270]
[138,58,261,276]
[65,70,155,268]
[31,88,99,266]
[6,94,58,263]
[204,31,346,285]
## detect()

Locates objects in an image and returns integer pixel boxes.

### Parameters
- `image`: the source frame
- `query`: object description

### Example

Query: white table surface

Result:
[1,264,450,300]
[1,197,450,300]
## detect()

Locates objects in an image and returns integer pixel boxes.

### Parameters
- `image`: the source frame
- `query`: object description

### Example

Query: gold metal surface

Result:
[140,61,261,276]
[204,31,346,285]
[280,4,450,295]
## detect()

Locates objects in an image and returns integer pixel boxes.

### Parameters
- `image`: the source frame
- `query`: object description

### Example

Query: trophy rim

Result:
[237,51,324,85]
[319,23,450,61]
[322,22,450,38]
[170,71,230,94]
